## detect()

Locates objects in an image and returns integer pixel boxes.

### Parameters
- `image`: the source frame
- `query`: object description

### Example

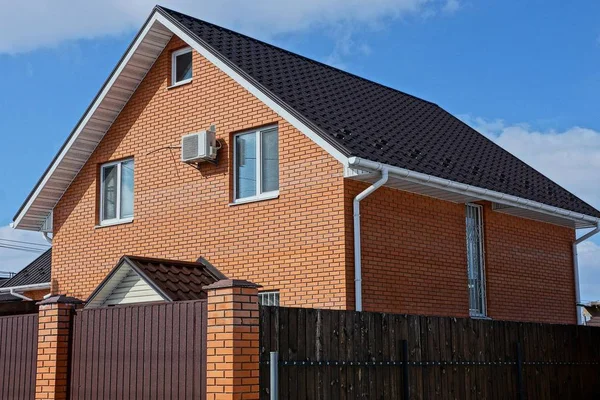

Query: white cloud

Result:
[0,225,50,274]
[442,0,461,13]
[0,0,454,54]
[463,116,600,209]
[462,116,600,301]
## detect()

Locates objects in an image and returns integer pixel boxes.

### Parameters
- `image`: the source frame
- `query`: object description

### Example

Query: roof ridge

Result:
[155,5,438,108]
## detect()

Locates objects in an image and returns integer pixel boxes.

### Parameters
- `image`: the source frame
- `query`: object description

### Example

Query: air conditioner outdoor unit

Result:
[181,128,217,163]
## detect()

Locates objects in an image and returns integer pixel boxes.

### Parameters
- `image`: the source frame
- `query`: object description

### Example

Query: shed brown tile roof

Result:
[124,256,227,301]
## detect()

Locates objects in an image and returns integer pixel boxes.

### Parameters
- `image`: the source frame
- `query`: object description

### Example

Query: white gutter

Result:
[573,223,600,325]
[354,167,389,312]
[0,282,51,296]
[348,157,600,227]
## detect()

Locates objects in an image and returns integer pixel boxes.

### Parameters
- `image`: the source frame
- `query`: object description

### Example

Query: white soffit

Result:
[13,18,173,231]
[347,169,593,229]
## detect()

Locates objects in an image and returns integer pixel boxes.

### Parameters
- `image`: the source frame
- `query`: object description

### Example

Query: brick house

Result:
[11,6,600,326]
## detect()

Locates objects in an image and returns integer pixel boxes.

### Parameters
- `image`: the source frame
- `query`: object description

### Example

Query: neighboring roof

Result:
[125,256,227,301]
[2,249,51,288]
[0,293,21,302]
[86,255,227,307]
[587,318,600,328]
[13,6,600,231]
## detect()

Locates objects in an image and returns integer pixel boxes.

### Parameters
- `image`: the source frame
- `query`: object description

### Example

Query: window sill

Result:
[95,218,134,229]
[470,314,491,320]
[229,192,279,206]
[167,79,192,89]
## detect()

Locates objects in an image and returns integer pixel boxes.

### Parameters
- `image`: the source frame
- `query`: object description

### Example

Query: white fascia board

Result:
[348,157,600,228]
[153,13,350,166]
[0,282,51,293]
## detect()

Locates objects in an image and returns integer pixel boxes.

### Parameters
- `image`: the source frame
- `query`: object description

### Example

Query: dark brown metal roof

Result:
[2,249,51,288]
[124,256,227,301]
[158,6,600,219]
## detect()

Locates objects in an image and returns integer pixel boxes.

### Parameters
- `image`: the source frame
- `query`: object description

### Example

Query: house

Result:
[583,302,600,327]
[0,249,51,315]
[10,6,600,325]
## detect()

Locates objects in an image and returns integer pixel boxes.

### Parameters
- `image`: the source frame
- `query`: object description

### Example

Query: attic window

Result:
[171,47,193,86]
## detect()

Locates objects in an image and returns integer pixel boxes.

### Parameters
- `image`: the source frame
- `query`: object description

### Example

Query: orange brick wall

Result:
[483,206,576,324]
[51,34,577,324]
[345,179,577,324]
[23,289,49,301]
[52,36,347,308]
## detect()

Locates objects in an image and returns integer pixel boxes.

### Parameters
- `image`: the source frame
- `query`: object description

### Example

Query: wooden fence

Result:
[69,300,207,400]
[0,313,38,400]
[260,307,600,400]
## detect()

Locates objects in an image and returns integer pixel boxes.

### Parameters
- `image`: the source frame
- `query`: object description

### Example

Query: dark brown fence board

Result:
[0,313,38,400]
[69,300,206,400]
[261,306,600,400]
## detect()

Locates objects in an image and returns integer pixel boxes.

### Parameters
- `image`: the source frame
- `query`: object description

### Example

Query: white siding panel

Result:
[102,268,163,306]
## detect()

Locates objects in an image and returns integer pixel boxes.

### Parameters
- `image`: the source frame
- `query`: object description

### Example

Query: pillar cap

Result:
[203,279,261,291]
[36,295,84,306]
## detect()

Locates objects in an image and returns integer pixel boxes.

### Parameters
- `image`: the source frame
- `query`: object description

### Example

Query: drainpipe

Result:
[41,232,53,244]
[354,167,389,312]
[573,222,600,325]
[9,289,32,301]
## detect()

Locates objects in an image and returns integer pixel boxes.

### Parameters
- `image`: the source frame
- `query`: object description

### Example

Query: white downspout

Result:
[354,167,389,312]
[573,223,600,325]
[41,232,53,244]
[9,289,32,301]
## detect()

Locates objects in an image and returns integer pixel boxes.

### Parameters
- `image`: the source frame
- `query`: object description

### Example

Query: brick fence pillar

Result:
[204,279,261,399]
[35,295,82,400]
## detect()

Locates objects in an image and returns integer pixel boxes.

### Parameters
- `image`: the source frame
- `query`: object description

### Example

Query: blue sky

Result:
[1,0,599,300]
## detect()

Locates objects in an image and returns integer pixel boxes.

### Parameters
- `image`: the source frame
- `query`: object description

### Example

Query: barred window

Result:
[466,204,487,317]
[258,291,280,306]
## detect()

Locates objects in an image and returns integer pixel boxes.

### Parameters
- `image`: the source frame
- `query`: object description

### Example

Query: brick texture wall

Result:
[52,36,347,308]
[23,289,50,301]
[51,34,577,324]
[345,179,577,324]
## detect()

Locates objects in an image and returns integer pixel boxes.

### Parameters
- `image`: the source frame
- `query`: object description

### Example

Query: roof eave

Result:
[347,156,600,229]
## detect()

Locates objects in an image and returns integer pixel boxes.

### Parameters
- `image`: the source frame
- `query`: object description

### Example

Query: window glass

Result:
[466,204,486,316]
[175,51,192,83]
[102,165,118,221]
[120,160,134,218]
[261,129,279,193]
[259,291,280,306]
[235,133,257,199]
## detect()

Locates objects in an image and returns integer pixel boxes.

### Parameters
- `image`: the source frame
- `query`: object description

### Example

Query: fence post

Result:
[402,339,410,400]
[270,351,279,400]
[35,295,82,400]
[204,279,262,400]
[516,341,524,400]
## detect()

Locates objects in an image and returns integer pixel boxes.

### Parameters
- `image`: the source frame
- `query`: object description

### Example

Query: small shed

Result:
[85,255,226,308]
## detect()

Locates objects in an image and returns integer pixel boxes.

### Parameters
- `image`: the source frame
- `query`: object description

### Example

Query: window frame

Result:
[465,203,487,318]
[232,126,279,204]
[99,158,134,227]
[258,291,280,306]
[170,47,193,87]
